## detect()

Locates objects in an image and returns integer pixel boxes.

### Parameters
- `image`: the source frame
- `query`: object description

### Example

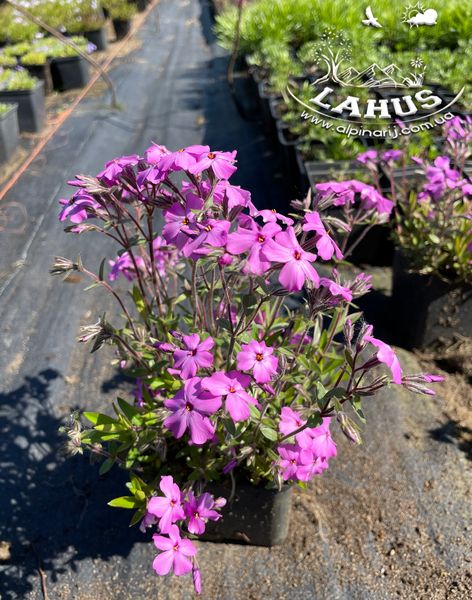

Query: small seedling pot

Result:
[392,250,472,349]
[50,56,90,91]
[23,62,53,95]
[112,18,132,41]
[84,28,108,52]
[0,104,19,164]
[201,482,292,547]
[0,80,45,133]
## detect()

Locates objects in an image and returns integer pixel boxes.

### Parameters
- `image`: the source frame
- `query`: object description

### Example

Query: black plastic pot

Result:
[201,483,292,547]
[276,121,302,195]
[112,18,132,41]
[392,250,472,349]
[0,104,19,164]
[305,159,364,188]
[23,63,53,95]
[50,56,90,91]
[348,224,394,267]
[84,28,108,52]
[0,80,45,133]
[257,81,280,140]
[130,0,148,12]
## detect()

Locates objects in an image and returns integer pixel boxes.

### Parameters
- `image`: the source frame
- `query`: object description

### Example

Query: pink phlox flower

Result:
[173,334,214,379]
[164,377,221,444]
[145,143,170,164]
[108,251,146,281]
[152,524,197,576]
[298,417,337,461]
[202,370,258,421]
[444,115,472,142]
[183,219,231,258]
[319,277,353,302]
[315,180,357,206]
[262,227,320,292]
[358,184,394,216]
[184,492,223,535]
[147,476,185,534]
[158,145,210,173]
[381,149,403,164]
[254,208,294,226]
[364,333,403,384]
[190,149,237,180]
[162,193,203,249]
[302,211,343,260]
[214,180,252,210]
[236,340,278,384]
[97,154,140,185]
[357,150,378,166]
[58,193,100,223]
[226,218,281,275]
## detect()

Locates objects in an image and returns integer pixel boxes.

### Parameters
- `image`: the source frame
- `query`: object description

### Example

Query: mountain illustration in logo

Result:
[332,61,424,89]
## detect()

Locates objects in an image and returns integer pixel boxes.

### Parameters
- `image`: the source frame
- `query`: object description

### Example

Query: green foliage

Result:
[102,0,137,20]
[21,51,48,67]
[0,69,37,91]
[0,54,18,68]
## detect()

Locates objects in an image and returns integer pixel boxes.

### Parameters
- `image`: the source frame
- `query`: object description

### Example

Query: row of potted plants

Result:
[51,139,457,594]
[0,0,147,45]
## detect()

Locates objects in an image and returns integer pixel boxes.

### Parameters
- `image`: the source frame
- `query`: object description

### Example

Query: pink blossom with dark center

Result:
[303,211,343,260]
[164,377,221,444]
[183,219,231,258]
[226,218,281,276]
[162,193,203,249]
[158,145,210,174]
[173,334,214,379]
[236,340,278,384]
[202,371,258,421]
[152,525,197,576]
[146,476,185,534]
[364,333,403,384]
[190,149,237,180]
[184,491,224,535]
[254,208,294,226]
[262,227,320,292]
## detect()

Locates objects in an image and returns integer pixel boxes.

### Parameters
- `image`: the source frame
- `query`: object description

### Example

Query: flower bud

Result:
[337,413,362,445]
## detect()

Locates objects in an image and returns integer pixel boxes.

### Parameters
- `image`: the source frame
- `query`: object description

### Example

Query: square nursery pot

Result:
[50,56,90,91]
[130,0,148,11]
[23,63,53,95]
[84,28,108,51]
[113,18,132,41]
[0,81,45,133]
[392,250,472,349]
[0,104,19,164]
[201,483,292,547]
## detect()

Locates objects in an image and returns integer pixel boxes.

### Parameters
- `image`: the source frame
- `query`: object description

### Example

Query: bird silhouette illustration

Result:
[362,6,382,28]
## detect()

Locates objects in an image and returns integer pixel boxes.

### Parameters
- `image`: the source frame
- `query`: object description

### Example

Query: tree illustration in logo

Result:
[312,29,352,86]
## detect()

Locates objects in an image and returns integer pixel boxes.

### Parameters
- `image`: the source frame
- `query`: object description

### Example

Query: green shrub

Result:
[0,54,18,68]
[102,0,137,20]
[0,69,37,91]
[21,51,49,67]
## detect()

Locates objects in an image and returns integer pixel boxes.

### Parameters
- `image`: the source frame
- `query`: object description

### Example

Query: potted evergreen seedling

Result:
[48,44,90,92]
[53,141,442,595]
[103,0,137,40]
[0,69,45,133]
[21,51,53,94]
[0,102,19,164]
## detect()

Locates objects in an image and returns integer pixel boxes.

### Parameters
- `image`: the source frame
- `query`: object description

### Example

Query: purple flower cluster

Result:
[277,408,337,482]
[315,179,394,216]
[415,156,472,203]
[142,475,226,593]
